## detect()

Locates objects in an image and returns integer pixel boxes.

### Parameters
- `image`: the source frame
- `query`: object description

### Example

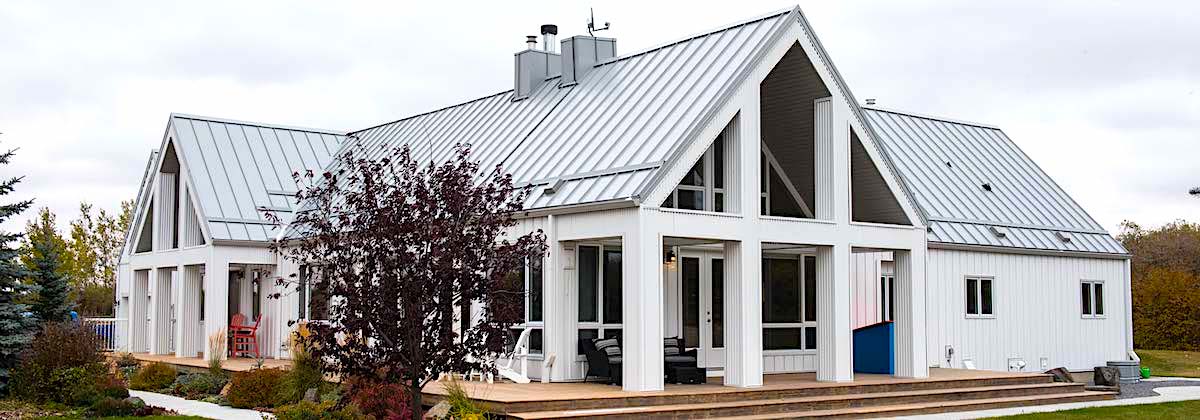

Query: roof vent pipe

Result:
[525,35,537,50]
[541,24,558,53]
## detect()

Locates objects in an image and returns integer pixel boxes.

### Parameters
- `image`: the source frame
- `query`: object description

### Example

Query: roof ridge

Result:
[596,7,795,68]
[862,105,1000,130]
[170,113,348,136]
[347,89,516,136]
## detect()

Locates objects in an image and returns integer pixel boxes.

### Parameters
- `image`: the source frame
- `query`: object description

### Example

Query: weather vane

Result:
[587,7,610,36]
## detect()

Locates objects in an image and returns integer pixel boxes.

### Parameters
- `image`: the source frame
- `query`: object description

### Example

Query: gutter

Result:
[927,241,1132,260]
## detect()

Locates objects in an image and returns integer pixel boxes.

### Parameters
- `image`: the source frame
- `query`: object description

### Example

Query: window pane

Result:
[888,277,895,322]
[763,258,801,323]
[761,155,769,194]
[682,257,700,348]
[804,327,817,350]
[1094,283,1104,315]
[763,328,802,350]
[677,189,704,210]
[760,195,768,216]
[966,278,978,315]
[578,246,599,322]
[769,167,805,218]
[510,264,526,323]
[981,279,993,315]
[712,258,724,348]
[602,329,622,342]
[298,265,308,319]
[714,192,724,212]
[661,194,674,208]
[1081,283,1091,316]
[530,329,543,354]
[881,277,888,321]
[530,258,543,322]
[578,329,599,356]
[714,135,724,189]
[682,159,704,186]
[804,256,817,322]
[603,250,623,324]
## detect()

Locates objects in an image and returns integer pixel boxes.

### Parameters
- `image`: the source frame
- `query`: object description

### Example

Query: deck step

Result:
[507,383,1096,419]
[718,391,1116,419]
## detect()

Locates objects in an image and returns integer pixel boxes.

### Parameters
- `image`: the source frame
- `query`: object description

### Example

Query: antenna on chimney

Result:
[587,7,610,36]
[865,98,877,106]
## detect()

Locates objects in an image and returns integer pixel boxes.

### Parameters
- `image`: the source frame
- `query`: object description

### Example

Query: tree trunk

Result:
[410,381,423,420]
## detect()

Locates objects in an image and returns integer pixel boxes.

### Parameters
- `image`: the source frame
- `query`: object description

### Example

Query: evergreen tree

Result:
[0,147,34,394]
[21,208,72,322]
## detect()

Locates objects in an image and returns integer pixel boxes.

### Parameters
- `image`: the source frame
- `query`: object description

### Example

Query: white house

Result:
[115,6,1132,393]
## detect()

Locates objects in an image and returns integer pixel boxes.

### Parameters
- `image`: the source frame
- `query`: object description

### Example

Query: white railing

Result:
[83,318,129,352]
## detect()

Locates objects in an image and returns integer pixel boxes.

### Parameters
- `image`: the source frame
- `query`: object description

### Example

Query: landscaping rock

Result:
[1094,366,1121,388]
[424,401,450,419]
[124,396,146,408]
[219,381,232,397]
[1045,367,1075,383]
[1085,384,1120,393]
[303,387,320,402]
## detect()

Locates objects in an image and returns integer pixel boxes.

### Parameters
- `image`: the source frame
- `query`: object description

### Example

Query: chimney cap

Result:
[540,24,558,35]
[865,98,877,106]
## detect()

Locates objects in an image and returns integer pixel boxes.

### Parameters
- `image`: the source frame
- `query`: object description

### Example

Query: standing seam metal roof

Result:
[169,114,348,242]
[863,107,1126,255]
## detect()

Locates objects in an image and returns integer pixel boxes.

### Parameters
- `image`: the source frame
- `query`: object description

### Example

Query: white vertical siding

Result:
[925,248,1128,372]
[175,265,203,358]
[157,173,177,249]
[763,352,818,373]
[851,251,892,329]
[813,98,833,220]
[149,268,173,354]
[180,187,205,247]
[129,269,150,352]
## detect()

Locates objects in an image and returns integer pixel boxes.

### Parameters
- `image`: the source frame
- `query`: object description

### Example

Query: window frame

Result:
[662,135,726,213]
[298,265,332,322]
[880,272,894,323]
[761,254,818,352]
[1081,279,1106,319]
[964,275,996,319]
[507,256,546,356]
[576,243,623,359]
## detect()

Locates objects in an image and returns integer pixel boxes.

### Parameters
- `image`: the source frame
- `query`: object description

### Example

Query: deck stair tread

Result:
[714,391,1116,419]
[507,382,1092,419]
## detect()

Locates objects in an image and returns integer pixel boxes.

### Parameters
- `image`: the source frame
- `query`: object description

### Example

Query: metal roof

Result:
[168,114,348,242]
[863,107,1126,255]
[340,9,794,212]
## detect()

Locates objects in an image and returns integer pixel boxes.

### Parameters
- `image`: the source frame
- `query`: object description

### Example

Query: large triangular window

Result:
[661,134,727,212]
[134,199,154,253]
[850,130,910,225]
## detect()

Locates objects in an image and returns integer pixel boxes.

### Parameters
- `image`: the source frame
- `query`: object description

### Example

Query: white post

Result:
[204,256,230,361]
[129,270,150,352]
[175,265,203,358]
[723,240,763,387]
[621,213,664,391]
[148,268,173,355]
[893,249,929,378]
[816,244,853,382]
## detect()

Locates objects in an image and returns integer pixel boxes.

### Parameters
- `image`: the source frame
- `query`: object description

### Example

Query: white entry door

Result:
[680,250,725,368]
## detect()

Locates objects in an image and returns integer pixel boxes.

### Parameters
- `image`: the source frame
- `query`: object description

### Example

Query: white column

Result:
[204,256,230,361]
[129,270,150,352]
[621,212,664,391]
[148,268,173,355]
[175,265,203,358]
[816,244,853,382]
[893,249,928,378]
[724,240,763,387]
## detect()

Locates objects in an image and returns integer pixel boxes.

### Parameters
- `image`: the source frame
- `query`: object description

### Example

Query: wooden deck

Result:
[116,352,294,372]
[421,369,1113,418]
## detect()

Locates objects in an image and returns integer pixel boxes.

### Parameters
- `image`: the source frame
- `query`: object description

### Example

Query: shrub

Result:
[275,400,365,420]
[90,397,134,417]
[115,352,141,369]
[97,374,130,399]
[172,372,228,398]
[443,379,487,419]
[208,329,227,376]
[280,331,326,404]
[227,368,286,409]
[345,377,413,420]
[129,362,178,391]
[10,322,117,406]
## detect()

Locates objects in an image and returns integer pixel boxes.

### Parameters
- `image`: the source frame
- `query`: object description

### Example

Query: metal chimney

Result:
[541,24,558,53]
[525,35,537,50]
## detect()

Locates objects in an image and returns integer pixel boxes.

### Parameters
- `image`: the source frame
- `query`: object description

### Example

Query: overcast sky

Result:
[1,0,1196,236]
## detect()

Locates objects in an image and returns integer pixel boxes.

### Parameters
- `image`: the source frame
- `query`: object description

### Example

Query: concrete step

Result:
[509,382,1094,419]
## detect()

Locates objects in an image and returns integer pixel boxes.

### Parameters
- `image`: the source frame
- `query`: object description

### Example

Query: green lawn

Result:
[987,400,1200,419]
[1138,349,1200,378]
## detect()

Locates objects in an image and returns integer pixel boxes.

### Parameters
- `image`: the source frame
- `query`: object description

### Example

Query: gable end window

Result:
[662,135,727,212]
[965,276,994,318]
[1081,280,1105,318]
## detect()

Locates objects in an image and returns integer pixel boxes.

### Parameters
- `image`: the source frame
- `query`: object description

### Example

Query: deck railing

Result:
[83,318,128,352]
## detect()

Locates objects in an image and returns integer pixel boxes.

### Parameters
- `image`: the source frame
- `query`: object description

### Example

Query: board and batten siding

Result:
[925,248,1127,372]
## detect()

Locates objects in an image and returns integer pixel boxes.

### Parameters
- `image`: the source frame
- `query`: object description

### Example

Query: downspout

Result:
[1124,258,1138,362]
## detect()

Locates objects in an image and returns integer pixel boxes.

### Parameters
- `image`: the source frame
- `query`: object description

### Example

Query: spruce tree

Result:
[22,208,72,322]
[0,147,34,394]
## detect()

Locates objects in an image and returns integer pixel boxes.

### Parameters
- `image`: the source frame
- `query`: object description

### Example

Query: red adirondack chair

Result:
[229,314,261,358]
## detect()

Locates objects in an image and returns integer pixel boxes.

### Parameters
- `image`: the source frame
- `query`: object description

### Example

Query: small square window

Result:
[966,276,994,317]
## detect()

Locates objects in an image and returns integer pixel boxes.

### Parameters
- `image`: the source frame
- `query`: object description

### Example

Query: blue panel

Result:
[853,321,894,375]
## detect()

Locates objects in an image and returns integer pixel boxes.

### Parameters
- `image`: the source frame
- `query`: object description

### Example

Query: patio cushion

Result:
[607,356,623,364]
[664,337,681,356]
[665,355,696,363]
[594,338,621,358]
